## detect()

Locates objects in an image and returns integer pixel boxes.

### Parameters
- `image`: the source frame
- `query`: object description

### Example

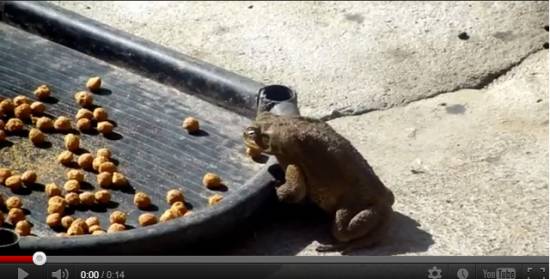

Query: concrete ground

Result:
[51,1,548,255]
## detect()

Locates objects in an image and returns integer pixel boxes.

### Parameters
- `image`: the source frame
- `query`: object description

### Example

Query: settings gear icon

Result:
[427,266,443,279]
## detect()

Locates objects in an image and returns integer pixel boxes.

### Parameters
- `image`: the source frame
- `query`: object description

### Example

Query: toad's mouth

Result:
[243,136,262,150]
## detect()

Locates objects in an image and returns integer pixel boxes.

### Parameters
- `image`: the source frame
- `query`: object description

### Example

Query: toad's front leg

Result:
[276,164,307,203]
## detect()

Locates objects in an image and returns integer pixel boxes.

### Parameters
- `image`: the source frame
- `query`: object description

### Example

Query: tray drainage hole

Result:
[0,229,20,247]
[261,85,295,102]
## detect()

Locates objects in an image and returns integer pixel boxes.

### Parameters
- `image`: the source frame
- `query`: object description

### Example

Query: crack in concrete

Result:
[321,47,546,122]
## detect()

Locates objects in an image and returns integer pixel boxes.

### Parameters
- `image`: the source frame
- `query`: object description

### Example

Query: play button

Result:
[18,268,29,279]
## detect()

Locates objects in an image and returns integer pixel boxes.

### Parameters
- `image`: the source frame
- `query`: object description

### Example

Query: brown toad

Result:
[243,112,395,253]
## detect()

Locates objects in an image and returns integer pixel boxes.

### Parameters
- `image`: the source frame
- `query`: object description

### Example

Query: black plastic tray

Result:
[0,1,298,254]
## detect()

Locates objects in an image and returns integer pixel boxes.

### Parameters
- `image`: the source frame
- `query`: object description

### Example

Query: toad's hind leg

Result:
[276,164,307,203]
[316,206,392,253]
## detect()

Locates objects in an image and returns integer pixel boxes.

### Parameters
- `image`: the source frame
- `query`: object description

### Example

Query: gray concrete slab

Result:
[225,50,548,255]
[52,1,548,118]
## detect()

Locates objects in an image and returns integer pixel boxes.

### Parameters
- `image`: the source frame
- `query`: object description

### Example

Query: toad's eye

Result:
[245,127,259,137]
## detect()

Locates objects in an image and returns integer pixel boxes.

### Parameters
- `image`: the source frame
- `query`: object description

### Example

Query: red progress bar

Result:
[0,256,33,263]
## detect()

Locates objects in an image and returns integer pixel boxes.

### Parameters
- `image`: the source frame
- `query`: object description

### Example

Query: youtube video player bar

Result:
[0,254,547,279]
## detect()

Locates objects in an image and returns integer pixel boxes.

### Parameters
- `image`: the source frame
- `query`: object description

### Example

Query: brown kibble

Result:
[170,201,187,217]
[64,179,80,192]
[86,76,102,92]
[46,213,62,228]
[48,196,66,206]
[5,118,24,133]
[79,191,95,206]
[0,99,14,115]
[61,216,75,229]
[14,103,32,119]
[159,210,175,223]
[78,153,94,170]
[45,183,62,197]
[20,170,37,185]
[76,108,93,120]
[166,189,184,205]
[97,121,114,135]
[208,194,223,206]
[76,118,92,131]
[34,85,51,100]
[57,151,73,165]
[88,225,102,233]
[92,230,106,235]
[29,128,46,145]
[64,133,80,152]
[13,95,30,106]
[182,116,200,133]
[109,211,126,224]
[133,192,151,209]
[66,169,85,182]
[8,208,25,224]
[64,192,80,207]
[0,130,5,142]
[47,202,65,215]
[54,116,72,132]
[74,91,93,107]
[138,213,158,227]
[97,172,112,188]
[93,107,108,122]
[202,172,222,189]
[0,168,12,184]
[30,101,46,115]
[94,190,111,204]
[5,175,22,190]
[96,148,111,159]
[107,223,125,233]
[98,162,117,173]
[61,216,74,229]
[67,224,85,236]
[70,218,89,233]
[36,116,54,131]
[246,146,262,158]
[92,156,109,171]
[6,196,22,209]
[85,216,100,227]
[15,220,31,236]
[111,172,128,188]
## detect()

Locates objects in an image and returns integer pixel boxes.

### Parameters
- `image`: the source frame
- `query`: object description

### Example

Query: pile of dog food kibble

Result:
[0,77,225,237]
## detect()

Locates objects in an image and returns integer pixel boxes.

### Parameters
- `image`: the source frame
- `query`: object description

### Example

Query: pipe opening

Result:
[260,85,294,102]
[0,229,20,248]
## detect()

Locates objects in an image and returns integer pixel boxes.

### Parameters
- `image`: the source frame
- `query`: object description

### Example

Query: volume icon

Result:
[51,268,69,279]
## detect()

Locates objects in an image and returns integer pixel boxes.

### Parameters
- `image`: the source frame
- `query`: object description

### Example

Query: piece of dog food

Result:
[92,156,109,171]
[45,183,62,197]
[107,223,125,233]
[36,116,54,131]
[76,118,92,131]
[5,175,22,190]
[46,213,62,228]
[63,180,80,192]
[85,216,100,227]
[57,151,74,165]
[208,194,223,206]
[166,189,184,205]
[54,116,72,132]
[133,192,151,209]
[159,210,175,223]
[170,201,187,217]
[13,96,30,106]
[30,101,46,115]
[79,192,95,206]
[47,202,65,215]
[202,172,222,189]
[97,121,114,135]
[0,168,12,184]
[64,133,80,152]
[48,196,65,206]
[93,108,108,122]
[97,172,112,188]
[29,128,46,146]
[111,172,128,188]
[86,76,102,92]
[5,118,24,133]
[182,117,200,133]
[20,170,37,185]
[78,153,94,170]
[61,216,75,229]
[64,192,80,207]
[138,213,158,227]
[96,148,111,159]
[109,211,126,224]
[98,162,117,173]
[74,91,93,107]
[66,169,85,182]
[15,220,31,236]
[34,85,51,100]
[5,196,22,209]
[14,103,31,120]
[76,108,93,120]
[88,225,102,233]
[8,208,25,224]
[94,190,111,205]
[0,99,14,115]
